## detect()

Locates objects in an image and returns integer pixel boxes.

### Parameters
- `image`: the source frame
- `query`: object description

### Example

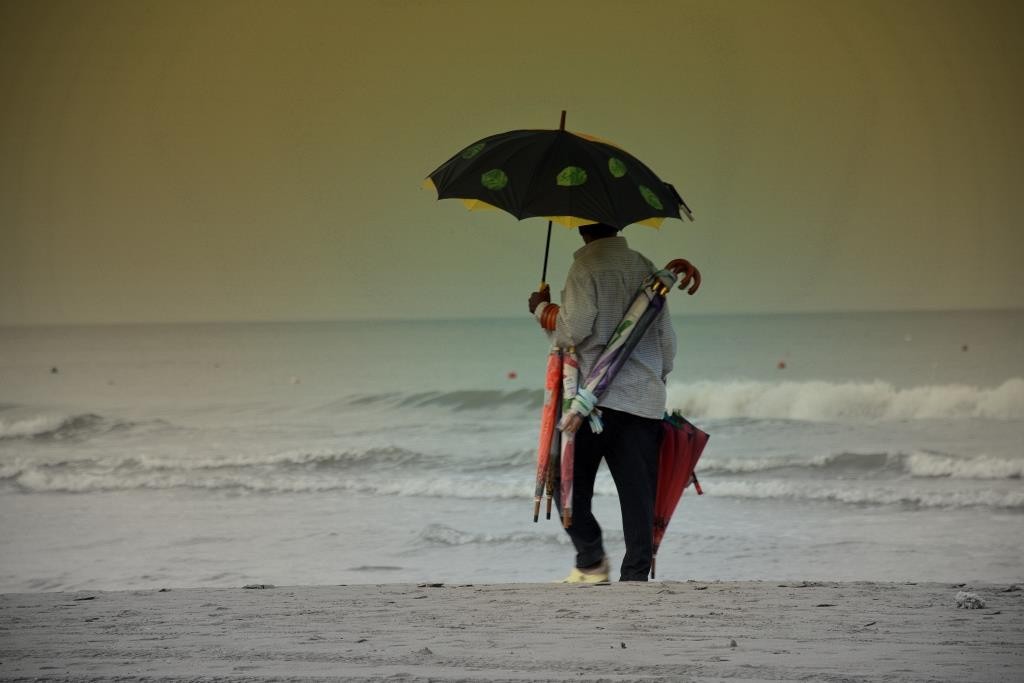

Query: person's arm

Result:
[529,267,597,347]
[551,267,597,348]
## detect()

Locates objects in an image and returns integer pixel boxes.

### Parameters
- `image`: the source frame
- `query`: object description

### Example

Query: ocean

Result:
[1,310,1022,592]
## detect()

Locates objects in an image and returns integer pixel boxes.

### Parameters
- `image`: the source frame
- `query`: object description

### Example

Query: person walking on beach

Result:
[528,222,698,583]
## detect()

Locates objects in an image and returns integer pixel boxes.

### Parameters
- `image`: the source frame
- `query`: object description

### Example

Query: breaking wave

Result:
[417,523,572,547]
[704,450,1024,480]
[0,446,440,493]
[705,480,1024,511]
[0,413,110,440]
[347,389,542,411]
[4,448,1019,511]
[336,379,1024,422]
[905,452,1024,480]
[1,469,533,498]
[667,378,1024,421]
[4,377,1019,447]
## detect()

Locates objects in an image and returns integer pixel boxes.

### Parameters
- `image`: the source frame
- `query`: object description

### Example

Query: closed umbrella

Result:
[651,413,710,579]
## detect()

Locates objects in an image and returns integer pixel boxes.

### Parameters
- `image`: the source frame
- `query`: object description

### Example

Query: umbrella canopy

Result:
[425,112,693,285]
[651,412,709,579]
[426,127,692,231]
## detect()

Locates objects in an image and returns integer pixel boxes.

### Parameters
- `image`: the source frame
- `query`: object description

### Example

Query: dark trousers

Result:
[555,407,662,581]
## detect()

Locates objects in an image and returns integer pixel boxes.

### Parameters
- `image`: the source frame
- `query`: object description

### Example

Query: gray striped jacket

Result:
[548,236,676,420]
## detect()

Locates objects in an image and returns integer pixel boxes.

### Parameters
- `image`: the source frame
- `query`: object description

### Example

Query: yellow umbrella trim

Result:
[569,129,626,151]
[424,176,667,229]
[543,215,663,230]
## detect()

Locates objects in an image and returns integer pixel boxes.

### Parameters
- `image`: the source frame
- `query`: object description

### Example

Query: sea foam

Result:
[706,479,1024,510]
[703,450,1023,480]
[667,378,1024,421]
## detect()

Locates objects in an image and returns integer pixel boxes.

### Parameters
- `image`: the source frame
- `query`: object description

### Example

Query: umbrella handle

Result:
[692,473,704,495]
[665,259,701,295]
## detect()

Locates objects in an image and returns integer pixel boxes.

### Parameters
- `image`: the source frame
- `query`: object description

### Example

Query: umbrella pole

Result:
[540,220,552,289]
[538,111,566,290]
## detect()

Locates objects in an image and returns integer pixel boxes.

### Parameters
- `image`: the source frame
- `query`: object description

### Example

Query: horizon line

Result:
[2,305,1022,329]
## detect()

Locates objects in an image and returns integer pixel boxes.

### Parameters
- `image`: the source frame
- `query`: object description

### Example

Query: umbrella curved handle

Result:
[664,259,701,295]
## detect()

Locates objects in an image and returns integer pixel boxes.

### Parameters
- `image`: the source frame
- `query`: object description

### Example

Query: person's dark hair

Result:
[578,222,619,240]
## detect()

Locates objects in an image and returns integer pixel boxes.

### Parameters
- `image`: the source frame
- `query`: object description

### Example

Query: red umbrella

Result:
[533,348,563,522]
[651,412,710,579]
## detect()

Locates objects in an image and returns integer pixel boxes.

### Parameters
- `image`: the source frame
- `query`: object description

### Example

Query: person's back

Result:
[552,235,675,420]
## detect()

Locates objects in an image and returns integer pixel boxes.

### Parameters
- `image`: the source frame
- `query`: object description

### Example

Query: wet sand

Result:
[1,581,1021,681]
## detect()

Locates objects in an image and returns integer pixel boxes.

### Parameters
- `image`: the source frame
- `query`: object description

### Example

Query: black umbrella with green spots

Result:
[425,112,692,285]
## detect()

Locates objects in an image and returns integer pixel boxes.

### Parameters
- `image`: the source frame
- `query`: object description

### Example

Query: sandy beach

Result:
[1,581,1021,681]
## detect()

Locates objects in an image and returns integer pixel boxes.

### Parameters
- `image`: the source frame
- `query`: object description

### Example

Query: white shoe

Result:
[560,558,610,584]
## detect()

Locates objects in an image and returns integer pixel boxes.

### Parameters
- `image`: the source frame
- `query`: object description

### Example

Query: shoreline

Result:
[2,581,1021,681]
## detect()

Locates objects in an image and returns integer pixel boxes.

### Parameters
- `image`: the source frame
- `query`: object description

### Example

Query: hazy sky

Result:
[2,0,1022,324]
